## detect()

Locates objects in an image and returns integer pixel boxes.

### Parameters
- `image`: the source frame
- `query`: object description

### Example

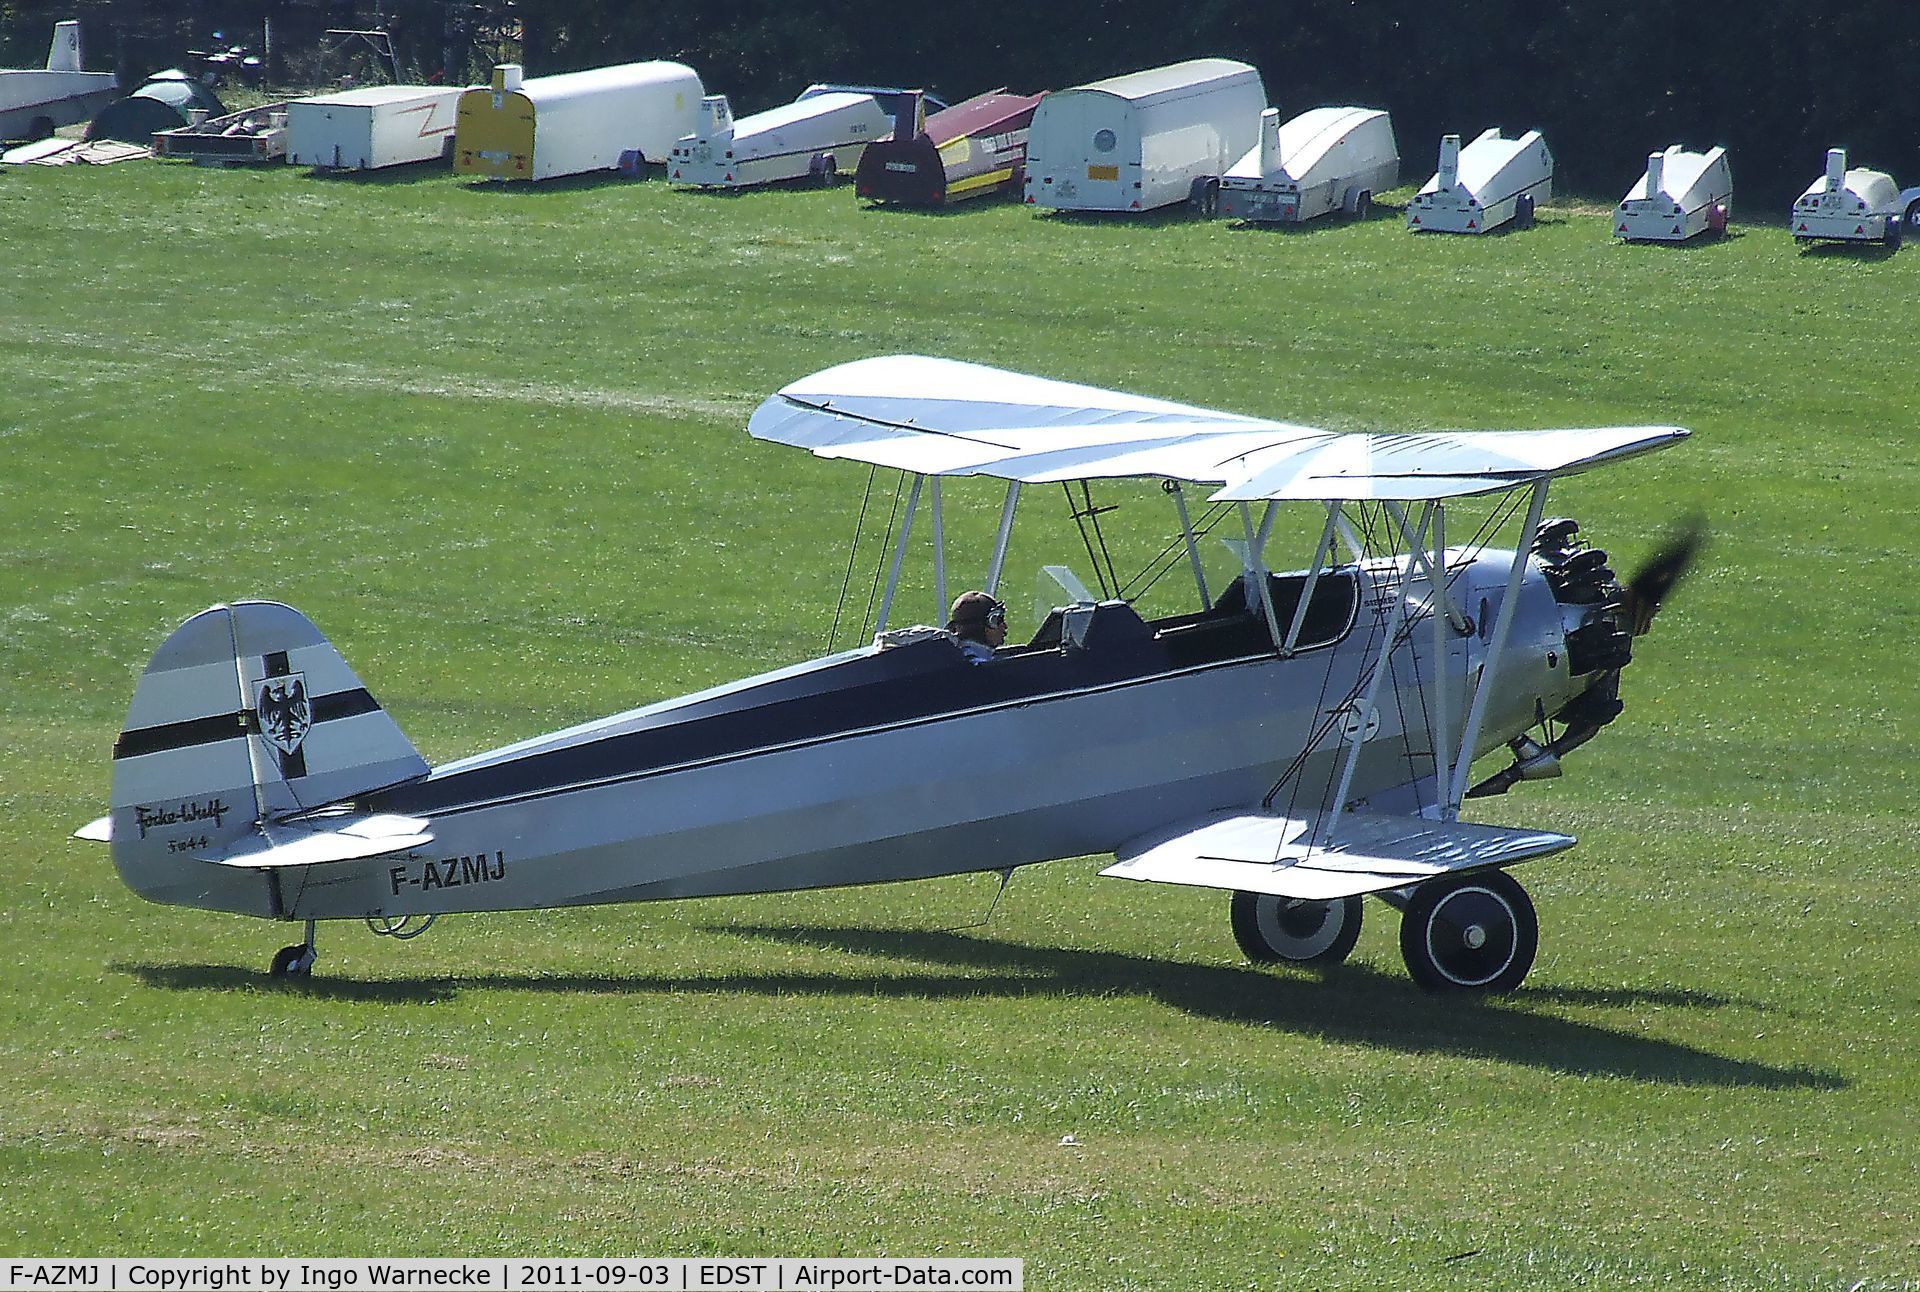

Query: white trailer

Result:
[288,85,461,170]
[0,21,117,140]
[1407,128,1553,234]
[455,61,702,182]
[1791,148,1903,247]
[669,91,893,188]
[1023,58,1265,213]
[1614,145,1731,242]
[1218,106,1398,223]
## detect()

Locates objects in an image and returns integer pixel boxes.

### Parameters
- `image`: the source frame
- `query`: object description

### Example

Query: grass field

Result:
[1,160,1916,1288]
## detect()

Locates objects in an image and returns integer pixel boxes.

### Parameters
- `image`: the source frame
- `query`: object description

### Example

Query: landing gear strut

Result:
[270,919,318,979]
[1398,871,1537,994]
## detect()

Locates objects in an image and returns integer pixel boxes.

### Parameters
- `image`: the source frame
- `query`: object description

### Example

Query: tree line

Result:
[5,0,1915,205]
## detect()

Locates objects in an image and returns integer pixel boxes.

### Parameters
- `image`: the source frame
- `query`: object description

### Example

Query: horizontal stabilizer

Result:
[74,815,113,842]
[196,812,433,869]
[1103,811,1574,900]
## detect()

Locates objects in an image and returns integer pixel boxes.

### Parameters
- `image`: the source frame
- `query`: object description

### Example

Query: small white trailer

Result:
[1613,145,1732,242]
[1791,149,1903,247]
[1407,128,1553,234]
[287,85,461,170]
[1023,58,1266,213]
[0,21,118,140]
[455,60,702,182]
[669,90,893,188]
[1217,106,1398,223]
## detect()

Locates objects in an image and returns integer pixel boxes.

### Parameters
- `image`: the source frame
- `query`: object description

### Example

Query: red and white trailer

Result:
[1614,145,1731,242]
[1791,148,1903,247]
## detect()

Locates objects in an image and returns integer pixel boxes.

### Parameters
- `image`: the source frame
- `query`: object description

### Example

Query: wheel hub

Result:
[1427,889,1517,987]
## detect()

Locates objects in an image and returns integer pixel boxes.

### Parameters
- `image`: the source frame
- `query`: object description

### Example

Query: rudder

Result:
[106,601,427,910]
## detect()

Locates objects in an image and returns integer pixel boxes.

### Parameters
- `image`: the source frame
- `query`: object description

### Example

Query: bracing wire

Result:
[1079,481,1123,596]
[827,465,880,651]
[1119,502,1234,602]
[1063,482,1111,599]
[858,472,906,639]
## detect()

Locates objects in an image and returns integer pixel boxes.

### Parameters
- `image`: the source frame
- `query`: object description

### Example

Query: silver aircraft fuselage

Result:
[117,552,1583,922]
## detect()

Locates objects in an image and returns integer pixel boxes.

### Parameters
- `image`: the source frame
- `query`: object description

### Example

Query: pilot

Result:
[946,591,1007,664]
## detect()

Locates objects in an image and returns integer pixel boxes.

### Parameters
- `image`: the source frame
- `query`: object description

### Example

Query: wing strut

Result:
[875,473,925,632]
[1429,501,1452,813]
[1385,500,1467,634]
[1237,502,1285,652]
[1281,504,1343,656]
[984,481,1021,596]
[1166,481,1212,609]
[930,478,947,616]
[1323,503,1433,833]
[1446,479,1551,816]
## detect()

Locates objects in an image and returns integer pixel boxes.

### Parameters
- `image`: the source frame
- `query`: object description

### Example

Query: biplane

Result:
[77,356,1697,993]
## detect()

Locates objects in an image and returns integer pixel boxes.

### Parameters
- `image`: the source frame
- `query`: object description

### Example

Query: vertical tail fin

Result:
[46,21,84,73]
[106,601,427,910]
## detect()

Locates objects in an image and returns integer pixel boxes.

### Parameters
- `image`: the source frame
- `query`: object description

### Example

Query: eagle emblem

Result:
[257,673,311,756]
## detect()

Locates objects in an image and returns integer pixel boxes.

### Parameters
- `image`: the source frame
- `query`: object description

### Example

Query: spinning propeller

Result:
[1621,516,1707,637]
[1466,515,1704,799]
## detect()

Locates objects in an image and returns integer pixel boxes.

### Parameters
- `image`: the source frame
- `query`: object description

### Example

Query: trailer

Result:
[668,90,894,188]
[288,85,460,170]
[1407,128,1553,234]
[154,102,289,165]
[1791,149,1903,247]
[456,61,702,182]
[1217,106,1398,223]
[855,89,1045,205]
[1614,145,1731,242]
[0,21,117,141]
[1023,58,1265,214]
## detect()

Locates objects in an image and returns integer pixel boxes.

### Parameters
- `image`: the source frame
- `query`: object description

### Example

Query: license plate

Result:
[1233,190,1293,220]
[1087,164,1118,181]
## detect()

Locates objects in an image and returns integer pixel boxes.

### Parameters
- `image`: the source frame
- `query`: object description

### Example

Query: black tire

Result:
[1399,870,1537,994]
[1352,190,1373,221]
[28,115,54,141]
[270,944,313,978]
[1193,180,1219,219]
[1515,194,1536,229]
[1907,198,1920,235]
[813,155,839,187]
[1885,215,1904,250]
[1231,891,1363,967]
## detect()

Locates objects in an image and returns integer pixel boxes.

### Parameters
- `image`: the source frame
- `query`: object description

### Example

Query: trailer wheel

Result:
[1886,216,1904,250]
[1515,194,1536,229]
[1190,178,1220,219]
[1353,190,1373,221]
[28,115,54,141]
[1907,197,1920,235]
[811,155,839,187]
[1708,203,1730,237]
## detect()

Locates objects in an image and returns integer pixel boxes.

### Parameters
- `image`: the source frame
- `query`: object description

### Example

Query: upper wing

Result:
[1100,810,1576,900]
[748,355,1688,500]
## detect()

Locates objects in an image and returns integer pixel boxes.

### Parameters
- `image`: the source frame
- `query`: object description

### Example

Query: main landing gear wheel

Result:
[1231,891,1363,967]
[1398,870,1537,994]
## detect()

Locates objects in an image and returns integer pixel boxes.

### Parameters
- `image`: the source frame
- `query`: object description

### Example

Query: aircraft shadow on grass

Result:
[123,925,1839,1091]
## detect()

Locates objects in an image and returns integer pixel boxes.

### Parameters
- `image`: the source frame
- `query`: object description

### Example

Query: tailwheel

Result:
[269,919,318,979]
[1398,871,1537,994]
[269,944,315,978]
[1231,891,1362,967]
